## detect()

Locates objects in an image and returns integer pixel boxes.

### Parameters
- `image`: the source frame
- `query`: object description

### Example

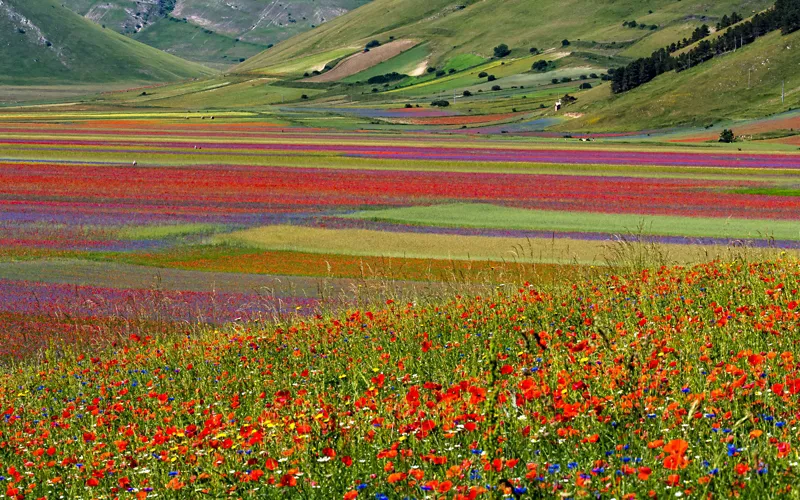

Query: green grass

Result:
[116,223,224,240]
[618,22,704,59]
[0,0,214,85]
[341,44,431,83]
[133,16,269,69]
[237,46,358,76]
[137,79,325,109]
[346,202,800,241]
[731,187,800,197]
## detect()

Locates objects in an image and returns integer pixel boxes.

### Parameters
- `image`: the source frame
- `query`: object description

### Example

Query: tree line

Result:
[611,0,800,94]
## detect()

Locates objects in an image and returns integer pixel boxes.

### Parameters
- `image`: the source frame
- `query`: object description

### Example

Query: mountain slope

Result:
[236,0,773,73]
[0,0,214,85]
[59,0,371,67]
[555,29,800,131]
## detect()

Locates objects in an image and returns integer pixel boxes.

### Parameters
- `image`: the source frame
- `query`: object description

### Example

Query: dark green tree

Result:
[719,129,735,143]
[493,44,511,58]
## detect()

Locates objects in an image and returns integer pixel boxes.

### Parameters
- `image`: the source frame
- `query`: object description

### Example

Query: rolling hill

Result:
[554,29,800,131]
[235,0,774,74]
[59,0,372,67]
[0,0,214,85]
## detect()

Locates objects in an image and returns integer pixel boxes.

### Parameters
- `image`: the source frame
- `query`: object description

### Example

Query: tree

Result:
[462,90,472,97]
[478,71,488,78]
[551,78,559,84]
[532,60,550,72]
[430,99,450,107]
[579,82,592,89]
[493,43,511,58]
[529,47,539,54]
[561,39,571,47]
[719,129,735,143]
[365,40,381,49]
[487,75,497,82]
[491,85,502,91]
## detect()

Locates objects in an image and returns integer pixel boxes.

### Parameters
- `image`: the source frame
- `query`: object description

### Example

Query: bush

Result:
[561,77,572,83]
[491,85,502,91]
[487,75,496,82]
[427,67,436,73]
[529,47,539,54]
[532,60,551,72]
[367,72,406,85]
[365,40,381,49]
[551,78,559,84]
[301,94,309,99]
[580,74,588,80]
[561,39,570,46]
[436,70,446,77]
[462,90,472,97]
[579,82,592,89]
[589,73,598,79]
[493,43,511,58]
[719,129,735,143]
[478,71,488,78]
[430,99,450,107]
[405,103,413,108]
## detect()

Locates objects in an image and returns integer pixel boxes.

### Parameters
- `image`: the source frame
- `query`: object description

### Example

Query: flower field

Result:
[2,259,800,498]
[1,116,800,326]
[0,114,799,497]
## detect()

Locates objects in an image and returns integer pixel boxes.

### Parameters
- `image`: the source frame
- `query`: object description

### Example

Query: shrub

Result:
[532,60,550,72]
[579,82,592,89]
[427,67,436,73]
[301,94,309,99]
[493,43,511,58]
[719,129,735,143]
[436,70,446,77]
[365,40,381,49]
[529,47,539,54]
[367,72,406,85]
[491,85,502,91]
[561,39,570,46]
[487,75,496,82]
[561,77,572,83]
[405,103,413,108]
[430,99,450,107]
[462,90,472,97]
[551,78,559,84]
[478,71,488,78]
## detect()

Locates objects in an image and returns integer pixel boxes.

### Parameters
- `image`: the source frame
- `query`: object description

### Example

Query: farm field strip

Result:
[346,203,800,241]
[2,136,800,168]
[216,225,784,264]
[3,163,800,224]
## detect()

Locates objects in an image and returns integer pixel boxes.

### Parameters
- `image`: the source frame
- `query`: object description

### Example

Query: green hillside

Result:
[60,0,371,67]
[556,30,800,131]
[0,0,214,85]
[236,0,773,73]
